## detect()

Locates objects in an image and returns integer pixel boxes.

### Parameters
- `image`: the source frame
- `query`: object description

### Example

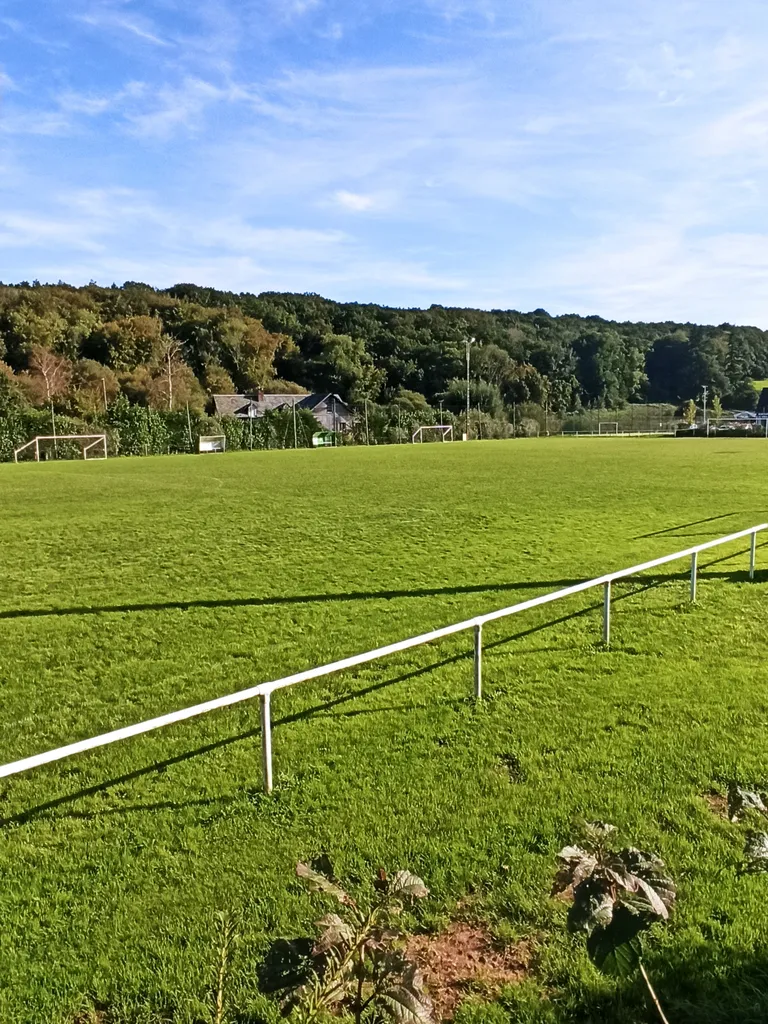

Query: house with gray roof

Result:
[213,392,353,432]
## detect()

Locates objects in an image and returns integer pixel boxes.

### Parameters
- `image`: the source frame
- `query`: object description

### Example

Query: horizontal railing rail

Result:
[1,523,765,792]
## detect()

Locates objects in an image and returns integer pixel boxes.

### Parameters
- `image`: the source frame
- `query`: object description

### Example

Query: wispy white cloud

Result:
[5,0,768,322]
[0,110,73,136]
[0,70,17,94]
[124,78,230,138]
[333,190,376,212]
[532,221,768,326]
[76,7,172,47]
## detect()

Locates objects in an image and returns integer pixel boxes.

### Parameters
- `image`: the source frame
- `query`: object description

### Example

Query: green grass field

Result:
[2,439,768,1024]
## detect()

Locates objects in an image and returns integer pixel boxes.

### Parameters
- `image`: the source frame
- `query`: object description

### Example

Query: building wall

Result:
[313,400,352,432]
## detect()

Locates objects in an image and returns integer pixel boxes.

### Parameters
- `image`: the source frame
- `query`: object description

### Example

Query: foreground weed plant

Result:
[290,859,432,1024]
[211,911,238,1024]
[553,822,676,1022]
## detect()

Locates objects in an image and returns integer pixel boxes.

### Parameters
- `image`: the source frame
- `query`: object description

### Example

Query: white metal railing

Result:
[0,524,764,792]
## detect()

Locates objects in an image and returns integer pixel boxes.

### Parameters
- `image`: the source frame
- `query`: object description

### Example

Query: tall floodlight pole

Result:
[292,398,298,449]
[465,336,476,440]
[702,385,709,435]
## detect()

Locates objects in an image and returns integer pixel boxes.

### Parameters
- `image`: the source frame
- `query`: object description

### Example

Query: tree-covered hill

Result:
[0,280,763,457]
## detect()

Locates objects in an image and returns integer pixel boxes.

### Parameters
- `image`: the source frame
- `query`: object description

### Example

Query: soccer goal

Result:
[198,435,226,453]
[598,422,620,435]
[13,434,108,463]
[412,425,454,443]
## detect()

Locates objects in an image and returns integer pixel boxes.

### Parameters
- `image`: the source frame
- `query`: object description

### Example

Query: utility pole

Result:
[292,398,298,449]
[465,336,476,440]
[101,377,108,412]
[364,398,370,445]
[702,385,709,435]
[439,399,444,423]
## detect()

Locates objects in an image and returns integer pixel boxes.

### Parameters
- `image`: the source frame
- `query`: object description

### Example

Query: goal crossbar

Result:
[412,424,453,443]
[14,434,108,463]
[198,435,226,453]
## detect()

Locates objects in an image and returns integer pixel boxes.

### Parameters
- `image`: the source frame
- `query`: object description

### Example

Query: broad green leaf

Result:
[553,847,598,893]
[621,849,676,911]
[728,783,766,822]
[380,967,434,1024]
[624,875,669,920]
[313,913,356,953]
[744,832,768,872]
[582,822,618,849]
[586,907,646,977]
[389,871,429,899]
[568,877,613,934]
[588,932,643,978]
[296,862,352,904]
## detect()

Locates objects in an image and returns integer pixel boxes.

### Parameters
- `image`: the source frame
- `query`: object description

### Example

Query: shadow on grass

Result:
[634,511,742,539]
[0,578,587,621]
[235,941,768,1024]
[1,536,765,621]
[1,562,764,828]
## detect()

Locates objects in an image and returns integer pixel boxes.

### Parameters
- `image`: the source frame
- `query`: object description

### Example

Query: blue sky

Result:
[2,0,768,324]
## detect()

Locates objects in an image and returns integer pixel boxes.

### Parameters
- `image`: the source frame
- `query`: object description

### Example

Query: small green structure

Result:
[312,430,336,448]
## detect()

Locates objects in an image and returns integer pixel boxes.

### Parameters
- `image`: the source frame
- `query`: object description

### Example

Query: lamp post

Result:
[465,336,477,440]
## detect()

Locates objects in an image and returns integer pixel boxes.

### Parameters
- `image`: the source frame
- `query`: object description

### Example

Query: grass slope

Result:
[1,439,768,1024]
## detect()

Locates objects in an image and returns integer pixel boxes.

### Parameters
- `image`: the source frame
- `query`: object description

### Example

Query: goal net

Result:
[199,435,226,453]
[13,434,108,463]
[598,422,619,435]
[412,425,453,443]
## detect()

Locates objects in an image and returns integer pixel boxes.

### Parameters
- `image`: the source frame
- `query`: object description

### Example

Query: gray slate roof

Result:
[213,392,351,419]
[212,395,260,418]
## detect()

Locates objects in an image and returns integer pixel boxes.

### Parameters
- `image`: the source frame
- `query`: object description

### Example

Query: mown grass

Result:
[2,438,768,1024]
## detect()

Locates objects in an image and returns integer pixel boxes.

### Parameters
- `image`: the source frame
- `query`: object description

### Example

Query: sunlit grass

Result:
[1,439,768,1023]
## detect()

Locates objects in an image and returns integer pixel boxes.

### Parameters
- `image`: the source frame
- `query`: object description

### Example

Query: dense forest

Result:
[0,280,764,458]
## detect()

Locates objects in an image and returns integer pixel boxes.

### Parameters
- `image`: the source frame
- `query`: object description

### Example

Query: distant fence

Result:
[560,430,676,438]
[0,525,764,792]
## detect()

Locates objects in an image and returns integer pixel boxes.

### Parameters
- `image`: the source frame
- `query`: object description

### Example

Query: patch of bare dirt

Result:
[407,923,531,1020]
[704,791,728,819]
[72,1005,109,1024]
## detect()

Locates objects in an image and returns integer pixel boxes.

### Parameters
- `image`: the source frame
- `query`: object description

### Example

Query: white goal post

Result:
[598,422,619,435]
[198,435,226,453]
[412,425,454,443]
[13,434,108,463]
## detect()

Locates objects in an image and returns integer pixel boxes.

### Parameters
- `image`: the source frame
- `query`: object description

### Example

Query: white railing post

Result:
[690,551,698,602]
[260,693,273,794]
[603,581,611,645]
[750,530,757,580]
[474,623,483,699]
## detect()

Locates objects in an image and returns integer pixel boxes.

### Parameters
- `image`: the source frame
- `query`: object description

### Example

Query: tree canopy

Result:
[0,280,764,438]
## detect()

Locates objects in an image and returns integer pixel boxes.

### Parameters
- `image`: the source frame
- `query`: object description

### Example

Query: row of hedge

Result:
[0,396,327,462]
